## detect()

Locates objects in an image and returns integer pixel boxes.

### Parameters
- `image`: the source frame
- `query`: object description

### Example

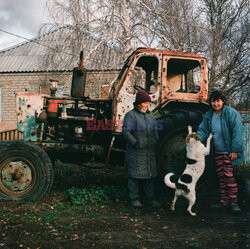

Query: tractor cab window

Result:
[167,59,201,93]
[126,56,159,94]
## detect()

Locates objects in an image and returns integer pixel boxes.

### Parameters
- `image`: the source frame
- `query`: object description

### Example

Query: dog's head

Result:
[185,125,200,143]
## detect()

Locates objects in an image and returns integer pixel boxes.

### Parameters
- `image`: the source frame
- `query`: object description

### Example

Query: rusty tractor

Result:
[0,48,211,200]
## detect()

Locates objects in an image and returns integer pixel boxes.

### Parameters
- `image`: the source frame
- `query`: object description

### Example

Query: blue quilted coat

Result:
[197,105,244,166]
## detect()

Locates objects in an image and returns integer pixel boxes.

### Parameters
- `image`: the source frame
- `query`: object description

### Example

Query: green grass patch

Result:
[44,214,55,223]
[1,211,14,222]
[67,184,127,207]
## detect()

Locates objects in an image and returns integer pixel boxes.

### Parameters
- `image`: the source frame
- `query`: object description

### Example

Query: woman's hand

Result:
[229,152,237,161]
[134,141,140,149]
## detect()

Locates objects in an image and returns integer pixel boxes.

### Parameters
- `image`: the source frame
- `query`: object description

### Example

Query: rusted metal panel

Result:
[1,160,34,194]
[113,52,162,132]
[135,48,206,59]
[112,49,208,133]
[161,55,207,104]
[16,92,46,141]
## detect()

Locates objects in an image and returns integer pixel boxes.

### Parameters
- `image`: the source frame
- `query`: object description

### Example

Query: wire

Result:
[0,28,32,41]
[0,28,77,57]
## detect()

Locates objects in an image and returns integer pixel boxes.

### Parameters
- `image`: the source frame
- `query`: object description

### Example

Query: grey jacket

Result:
[122,108,159,179]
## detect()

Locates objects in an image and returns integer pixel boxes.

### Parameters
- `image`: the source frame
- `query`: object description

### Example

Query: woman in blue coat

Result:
[197,90,244,213]
[122,91,161,208]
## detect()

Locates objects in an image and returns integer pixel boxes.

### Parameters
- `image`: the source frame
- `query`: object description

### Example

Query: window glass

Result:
[125,56,159,94]
[167,59,201,93]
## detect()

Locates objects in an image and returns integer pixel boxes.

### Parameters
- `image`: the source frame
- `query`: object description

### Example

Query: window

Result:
[125,56,159,94]
[166,59,201,93]
[39,84,65,95]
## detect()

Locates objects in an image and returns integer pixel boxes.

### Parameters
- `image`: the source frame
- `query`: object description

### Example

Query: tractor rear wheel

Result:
[157,109,215,192]
[0,140,54,200]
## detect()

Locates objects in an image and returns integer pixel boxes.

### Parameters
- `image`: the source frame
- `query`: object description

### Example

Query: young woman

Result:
[197,90,244,213]
[122,91,161,208]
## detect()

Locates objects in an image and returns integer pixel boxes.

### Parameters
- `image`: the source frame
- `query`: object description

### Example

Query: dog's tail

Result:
[164,173,177,189]
[164,173,190,193]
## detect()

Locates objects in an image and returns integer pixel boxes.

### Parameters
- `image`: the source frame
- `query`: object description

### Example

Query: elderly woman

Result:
[197,90,244,214]
[122,91,161,208]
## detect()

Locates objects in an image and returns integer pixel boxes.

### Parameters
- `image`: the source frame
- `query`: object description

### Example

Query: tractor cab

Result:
[109,48,208,132]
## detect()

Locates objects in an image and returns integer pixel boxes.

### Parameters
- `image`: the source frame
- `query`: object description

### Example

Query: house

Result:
[0,26,123,123]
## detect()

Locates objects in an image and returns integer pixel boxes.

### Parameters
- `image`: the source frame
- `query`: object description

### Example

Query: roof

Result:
[135,47,206,59]
[0,26,124,73]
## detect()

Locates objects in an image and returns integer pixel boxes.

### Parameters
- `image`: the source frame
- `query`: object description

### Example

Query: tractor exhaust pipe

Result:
[71,51,87,98]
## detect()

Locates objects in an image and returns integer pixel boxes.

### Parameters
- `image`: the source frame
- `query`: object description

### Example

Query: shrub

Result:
[67,184,126,206]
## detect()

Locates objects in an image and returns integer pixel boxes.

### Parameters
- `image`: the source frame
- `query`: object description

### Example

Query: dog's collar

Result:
[186,157,197,164]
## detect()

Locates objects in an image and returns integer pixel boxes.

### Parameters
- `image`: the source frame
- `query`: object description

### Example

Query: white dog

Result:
[164,126,213,216]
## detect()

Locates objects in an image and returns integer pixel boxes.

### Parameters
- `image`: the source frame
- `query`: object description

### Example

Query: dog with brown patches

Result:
[164,126,213,216]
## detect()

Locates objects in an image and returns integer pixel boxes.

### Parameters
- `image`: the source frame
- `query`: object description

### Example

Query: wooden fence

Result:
[0,129,23,141]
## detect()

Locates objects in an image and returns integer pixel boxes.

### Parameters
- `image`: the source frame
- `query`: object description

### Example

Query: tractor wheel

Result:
[0,140,54,200]
[157,109,215,192]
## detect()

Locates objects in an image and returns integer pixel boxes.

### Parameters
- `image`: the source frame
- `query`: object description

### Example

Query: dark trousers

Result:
[128,177,154,200]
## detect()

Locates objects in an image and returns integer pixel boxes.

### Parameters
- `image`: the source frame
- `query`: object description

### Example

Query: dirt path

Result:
[0,165,249,249]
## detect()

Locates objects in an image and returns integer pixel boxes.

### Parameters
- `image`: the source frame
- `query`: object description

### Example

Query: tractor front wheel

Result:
[0,141,54,200]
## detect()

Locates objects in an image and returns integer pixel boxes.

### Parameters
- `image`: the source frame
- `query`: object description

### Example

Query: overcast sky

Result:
[0,0,48,50]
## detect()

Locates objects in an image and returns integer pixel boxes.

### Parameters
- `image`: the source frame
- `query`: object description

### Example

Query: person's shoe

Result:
[210,203,229,209]
[230,204,241,214]
[130,199,142,208]
[148,199,161,208]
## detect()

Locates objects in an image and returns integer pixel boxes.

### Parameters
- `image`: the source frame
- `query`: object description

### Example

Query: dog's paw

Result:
[188,211,197,216]
[188,125,192,134]
[170,206,175,212]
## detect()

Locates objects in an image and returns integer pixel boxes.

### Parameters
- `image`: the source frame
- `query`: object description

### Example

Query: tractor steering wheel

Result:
[134,84,149,93]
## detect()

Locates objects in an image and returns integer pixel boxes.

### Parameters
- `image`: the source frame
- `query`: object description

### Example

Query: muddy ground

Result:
[0,163,249,249]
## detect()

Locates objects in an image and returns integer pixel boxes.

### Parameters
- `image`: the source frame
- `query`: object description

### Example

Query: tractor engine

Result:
[36,96,112,143]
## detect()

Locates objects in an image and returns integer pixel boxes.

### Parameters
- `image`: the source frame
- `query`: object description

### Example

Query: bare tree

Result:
[139,0,208,53]
[142,0,249,106]
[199,0,249,96]
[39,0,249,106]
[39,0,167,70]
[40,0,208,67]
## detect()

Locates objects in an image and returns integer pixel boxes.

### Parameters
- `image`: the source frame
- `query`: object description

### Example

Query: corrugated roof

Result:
[0,26,124,73]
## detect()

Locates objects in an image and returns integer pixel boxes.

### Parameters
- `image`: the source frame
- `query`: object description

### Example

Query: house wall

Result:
[0,70,119,122]
[240,112,250,164]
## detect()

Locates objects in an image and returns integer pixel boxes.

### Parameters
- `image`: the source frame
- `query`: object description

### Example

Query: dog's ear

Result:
[188,125,192,134]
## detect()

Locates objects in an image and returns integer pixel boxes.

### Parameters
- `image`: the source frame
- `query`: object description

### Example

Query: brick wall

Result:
[0,70,119,122]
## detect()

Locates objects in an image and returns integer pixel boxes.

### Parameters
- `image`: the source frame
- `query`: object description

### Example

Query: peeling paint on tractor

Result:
[16,93,46,141]
[113,52,162,132]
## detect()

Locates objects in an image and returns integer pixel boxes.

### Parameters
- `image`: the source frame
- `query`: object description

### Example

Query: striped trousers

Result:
[214,154,238,206]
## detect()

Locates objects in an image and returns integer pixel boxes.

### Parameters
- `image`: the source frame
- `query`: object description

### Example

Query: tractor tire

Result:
[157,109,215,192]
[0,140,54,200]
